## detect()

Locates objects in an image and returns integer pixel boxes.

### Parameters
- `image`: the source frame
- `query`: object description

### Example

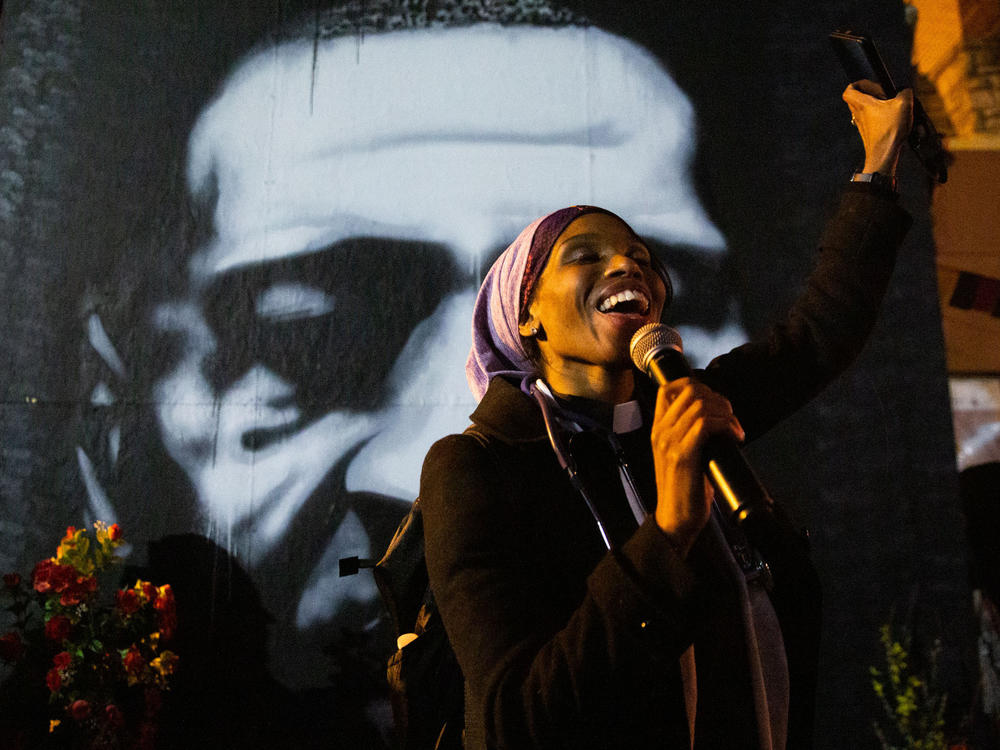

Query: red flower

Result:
[46,667,62,693]
[139,581,156,602]
[69,699,91,721]
[44,615,73,642]
[63,526,77,541]
[52,651,73,671]
[116,588,141,616]
[123,646,145,676]
[154,585,177,640]
[2,572,20,589]
[31,559,97,605]
[0,631,25,662]
[32,559,75,594]
[57,573,98,607]
[104,703,124,728]
[153,584,174,610]
[108,524,122,542]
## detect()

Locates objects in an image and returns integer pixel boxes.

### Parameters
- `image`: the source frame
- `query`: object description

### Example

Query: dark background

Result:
[0,1,968,747]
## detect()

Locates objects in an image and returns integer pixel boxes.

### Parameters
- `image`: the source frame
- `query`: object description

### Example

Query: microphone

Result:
[629,323,775,530]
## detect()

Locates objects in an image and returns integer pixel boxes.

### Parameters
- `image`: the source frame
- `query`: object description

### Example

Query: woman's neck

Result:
[541,363,635,405]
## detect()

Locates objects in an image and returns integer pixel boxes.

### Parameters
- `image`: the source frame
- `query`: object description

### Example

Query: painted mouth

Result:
[242,422,303,451]
[596,288,651,315]
[240,401,304,451]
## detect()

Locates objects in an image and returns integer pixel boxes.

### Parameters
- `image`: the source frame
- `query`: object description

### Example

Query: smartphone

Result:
[829,30,948,183]
[829,30,898,98]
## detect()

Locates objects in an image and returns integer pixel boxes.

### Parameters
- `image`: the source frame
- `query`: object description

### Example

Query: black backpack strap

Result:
[373,498,430,638]
[454,427,495,750]
[373,425,501,750]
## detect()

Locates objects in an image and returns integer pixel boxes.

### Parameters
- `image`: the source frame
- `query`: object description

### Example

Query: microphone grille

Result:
[629,323,683,372]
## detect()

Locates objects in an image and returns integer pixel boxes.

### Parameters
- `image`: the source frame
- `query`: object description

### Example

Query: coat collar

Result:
[469,376,548,444]
[469,374,659,444]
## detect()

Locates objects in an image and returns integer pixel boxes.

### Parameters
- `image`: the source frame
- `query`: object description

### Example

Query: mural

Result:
[76,0,741,707]
[0,1,967,747]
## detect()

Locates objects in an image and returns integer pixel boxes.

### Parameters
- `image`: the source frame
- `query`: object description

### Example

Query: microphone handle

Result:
[646,348,691,381]
[645,349,774,527]
[704,436,773,526]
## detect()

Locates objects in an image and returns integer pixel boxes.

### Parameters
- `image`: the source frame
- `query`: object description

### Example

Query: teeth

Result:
[598,289,648,313]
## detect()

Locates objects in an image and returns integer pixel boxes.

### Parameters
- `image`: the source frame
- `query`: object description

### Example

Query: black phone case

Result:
[829,30,897,97]
[829,29,949,183]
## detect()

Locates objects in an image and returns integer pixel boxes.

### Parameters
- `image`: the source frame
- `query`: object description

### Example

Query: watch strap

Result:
[850,171,898,193]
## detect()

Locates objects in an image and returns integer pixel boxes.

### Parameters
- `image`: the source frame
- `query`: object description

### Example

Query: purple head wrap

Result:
[466,205,670,401]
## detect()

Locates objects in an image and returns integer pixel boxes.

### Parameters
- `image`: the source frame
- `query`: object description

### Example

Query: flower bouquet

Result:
[0,523,178,749]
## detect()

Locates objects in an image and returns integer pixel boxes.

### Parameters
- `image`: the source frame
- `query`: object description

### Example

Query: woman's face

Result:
[520,213,668,382]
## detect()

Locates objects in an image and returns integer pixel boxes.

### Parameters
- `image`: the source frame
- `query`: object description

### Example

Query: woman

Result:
[420,84,913,749]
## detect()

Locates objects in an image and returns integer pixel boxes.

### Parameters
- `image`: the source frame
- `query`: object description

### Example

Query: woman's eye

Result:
[255,283,336,322]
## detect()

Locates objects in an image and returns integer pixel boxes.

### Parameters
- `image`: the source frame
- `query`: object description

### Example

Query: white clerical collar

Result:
[612,400,643,434]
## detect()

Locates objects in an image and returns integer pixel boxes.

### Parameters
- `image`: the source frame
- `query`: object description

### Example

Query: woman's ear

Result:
[518,312,538,338]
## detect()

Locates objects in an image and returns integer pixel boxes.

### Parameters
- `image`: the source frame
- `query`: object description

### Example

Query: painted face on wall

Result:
[142,23,740,686]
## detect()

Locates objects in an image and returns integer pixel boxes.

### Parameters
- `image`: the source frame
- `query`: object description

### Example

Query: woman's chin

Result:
[595,310,654,345]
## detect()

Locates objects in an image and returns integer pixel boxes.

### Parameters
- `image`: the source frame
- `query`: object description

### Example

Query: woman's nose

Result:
[604,252,642,277]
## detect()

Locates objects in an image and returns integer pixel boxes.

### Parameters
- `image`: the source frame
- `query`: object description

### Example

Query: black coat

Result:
[421,187,911,750]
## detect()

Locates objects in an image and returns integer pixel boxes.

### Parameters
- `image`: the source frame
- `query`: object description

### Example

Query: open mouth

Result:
[597,288,650,316]
[241,418,309,451]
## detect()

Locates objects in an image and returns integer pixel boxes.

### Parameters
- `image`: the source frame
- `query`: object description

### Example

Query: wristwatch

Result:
[850,171,898,193]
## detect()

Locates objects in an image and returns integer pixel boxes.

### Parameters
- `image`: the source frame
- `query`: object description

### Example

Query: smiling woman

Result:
[421,82,914,750]
[517,211,668,404]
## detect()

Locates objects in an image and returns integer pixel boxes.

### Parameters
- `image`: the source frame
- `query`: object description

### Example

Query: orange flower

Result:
[154,583,173,604]
[150,650,179,684]
[56,527,83,558]
[137,580,157,603]
[93,521,125,557]
[54,526,96,575]
[154,584,177,640]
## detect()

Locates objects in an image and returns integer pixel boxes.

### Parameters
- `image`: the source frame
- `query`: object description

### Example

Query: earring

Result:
[531,327,539,336]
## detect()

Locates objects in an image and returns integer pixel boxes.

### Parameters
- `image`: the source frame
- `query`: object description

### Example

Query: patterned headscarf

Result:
[466,205,670,400]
